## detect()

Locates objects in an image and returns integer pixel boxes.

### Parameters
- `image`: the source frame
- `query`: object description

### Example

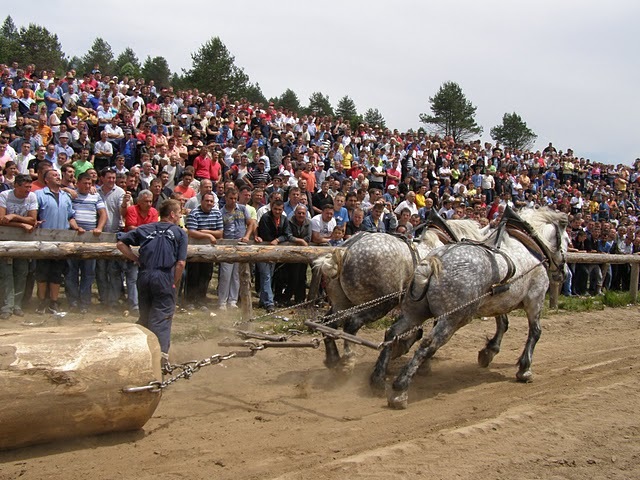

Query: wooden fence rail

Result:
[1,227,639,316]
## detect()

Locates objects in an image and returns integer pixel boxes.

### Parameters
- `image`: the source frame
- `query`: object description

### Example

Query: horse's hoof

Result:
[516,369,534,383]
[387,389,409,409]
[338,354,356,375]
[416,359,431,376]
[477,348,497,368]
[323,357,341,370]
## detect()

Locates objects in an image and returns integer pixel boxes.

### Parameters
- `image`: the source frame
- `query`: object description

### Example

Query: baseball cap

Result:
[388,184,397,190]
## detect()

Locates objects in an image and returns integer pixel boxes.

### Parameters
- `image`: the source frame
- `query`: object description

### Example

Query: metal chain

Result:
[313,289,407,327]
[245,295,327,323]
[122,347,262,394]
[380,259,546,348]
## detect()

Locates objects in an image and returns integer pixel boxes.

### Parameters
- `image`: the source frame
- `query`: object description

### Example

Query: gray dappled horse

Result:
[314,218,489,371]
[383,207,569,409]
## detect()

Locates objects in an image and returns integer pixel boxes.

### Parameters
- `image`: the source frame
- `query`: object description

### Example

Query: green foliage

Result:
[349,114,364,132]
[277,88,301,112]
[119,62,136,78]
[307,91,334,116]
[490,112,537,151]
[115,47,141,78]
[66,55,82,71]
[80,37,114,75]
[0,16,20,64]
[335,95,358,122]
[184,36,249,99]
[141,56,171,89]
[3,22,66,72]
[243,82,267,105]
[363,107,386,129]
[557,295,604,312]
[602,290,634,308]
[419,81,482,143]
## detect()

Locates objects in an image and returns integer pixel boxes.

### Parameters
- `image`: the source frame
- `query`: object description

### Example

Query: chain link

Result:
[243,295,328,324]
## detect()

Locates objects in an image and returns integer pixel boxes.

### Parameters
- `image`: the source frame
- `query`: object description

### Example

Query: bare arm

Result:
[174,260,186,287]
[94,208,107,235]
[116,241,139,264]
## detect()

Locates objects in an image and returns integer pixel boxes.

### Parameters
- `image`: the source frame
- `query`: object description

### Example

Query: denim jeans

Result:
[257,262,275,308]
[218,262,239,306]
[110,260,139,309]
[66,259,96,308]
[0,259,29,313]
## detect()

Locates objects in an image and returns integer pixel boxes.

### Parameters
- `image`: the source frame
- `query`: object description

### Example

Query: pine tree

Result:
[307,92,333,116]
[115,47,141,77]
[141,56,171,88]
[419,81,482,142]
[277,89,301,112]
[363,108,386,129]
[80,37,115,74]
[490,112,537,151]
[184,37,249,99]
[335,95,358,122]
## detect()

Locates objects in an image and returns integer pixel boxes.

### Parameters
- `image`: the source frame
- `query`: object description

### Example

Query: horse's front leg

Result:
[321,308,342,369]
[388,316,457,409]
[369,314,424,394]
[478,314,509,367]
[516,310,542,382]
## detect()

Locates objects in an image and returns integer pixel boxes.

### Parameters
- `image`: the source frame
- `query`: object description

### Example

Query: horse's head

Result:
[523,208,569,282]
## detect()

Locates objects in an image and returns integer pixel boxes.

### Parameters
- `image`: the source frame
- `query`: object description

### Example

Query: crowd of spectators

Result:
[1,61,639,318]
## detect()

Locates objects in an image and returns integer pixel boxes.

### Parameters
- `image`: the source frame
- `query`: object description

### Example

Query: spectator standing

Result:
[35,169,81,313]
[65,172,107,312]
[255,199,291,312]
[185,192,223,309]
[0,174,37,318]
[96,167,125,311]
[283,204,312,305]
[218,187,255,310]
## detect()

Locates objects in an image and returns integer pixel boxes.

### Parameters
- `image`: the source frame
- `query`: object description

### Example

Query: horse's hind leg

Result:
[388,316,458,409]
[516,310,542,382]
[478,314,509,367]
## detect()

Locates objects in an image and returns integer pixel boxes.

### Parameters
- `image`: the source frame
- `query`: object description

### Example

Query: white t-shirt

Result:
[0,189,38,216]
[310,214,336,237]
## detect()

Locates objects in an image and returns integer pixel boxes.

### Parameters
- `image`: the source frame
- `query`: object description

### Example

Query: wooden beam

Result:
[0,241,337,263]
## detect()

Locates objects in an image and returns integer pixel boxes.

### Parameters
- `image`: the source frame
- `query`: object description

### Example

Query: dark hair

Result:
[14,173,32,186]
[271,199,284,208]
[77,172,92,182]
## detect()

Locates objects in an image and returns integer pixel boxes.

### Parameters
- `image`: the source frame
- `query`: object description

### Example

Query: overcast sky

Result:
[10,0,639,164]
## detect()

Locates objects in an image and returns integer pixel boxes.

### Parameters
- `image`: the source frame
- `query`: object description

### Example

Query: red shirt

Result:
[174,183,196,199]
[125,205,159,231]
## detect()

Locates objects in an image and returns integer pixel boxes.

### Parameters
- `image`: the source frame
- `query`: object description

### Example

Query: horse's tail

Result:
[408,256,442,302]
[313,248,345,280]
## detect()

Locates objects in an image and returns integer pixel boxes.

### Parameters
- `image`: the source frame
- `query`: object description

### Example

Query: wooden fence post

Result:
[239,263,253,321]
[630,264,639,303]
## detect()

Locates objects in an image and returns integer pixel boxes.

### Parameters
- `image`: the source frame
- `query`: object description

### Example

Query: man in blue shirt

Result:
[35,169,81,314]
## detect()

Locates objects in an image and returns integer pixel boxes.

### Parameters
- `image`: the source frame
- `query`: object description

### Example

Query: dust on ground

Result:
[1,305,639,480]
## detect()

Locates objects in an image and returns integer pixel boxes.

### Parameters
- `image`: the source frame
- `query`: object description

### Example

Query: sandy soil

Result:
[1,305,639,480]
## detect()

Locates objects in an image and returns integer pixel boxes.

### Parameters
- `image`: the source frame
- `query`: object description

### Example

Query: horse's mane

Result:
[517,207,569,250]
[518,207,568,232]
[448,219,488,241]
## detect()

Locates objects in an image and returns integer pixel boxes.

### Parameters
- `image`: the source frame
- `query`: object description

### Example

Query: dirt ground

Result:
[1,304,639,480]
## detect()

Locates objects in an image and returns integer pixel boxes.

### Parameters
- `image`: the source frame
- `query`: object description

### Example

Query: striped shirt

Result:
[72,192,105,230]
[186,206,223,232]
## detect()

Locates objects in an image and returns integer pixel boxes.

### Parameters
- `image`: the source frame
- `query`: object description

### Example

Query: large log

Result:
[0,241,337,263]
[0,324,162,450]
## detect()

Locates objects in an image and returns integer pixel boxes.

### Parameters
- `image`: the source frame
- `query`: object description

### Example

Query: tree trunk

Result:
[0,324,162,450]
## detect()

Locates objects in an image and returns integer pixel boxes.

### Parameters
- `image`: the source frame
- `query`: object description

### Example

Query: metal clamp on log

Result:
[304,320,383,350]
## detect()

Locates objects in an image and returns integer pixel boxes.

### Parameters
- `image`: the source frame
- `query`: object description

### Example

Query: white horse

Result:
[384,207,569,409]
[314,216,489,371]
